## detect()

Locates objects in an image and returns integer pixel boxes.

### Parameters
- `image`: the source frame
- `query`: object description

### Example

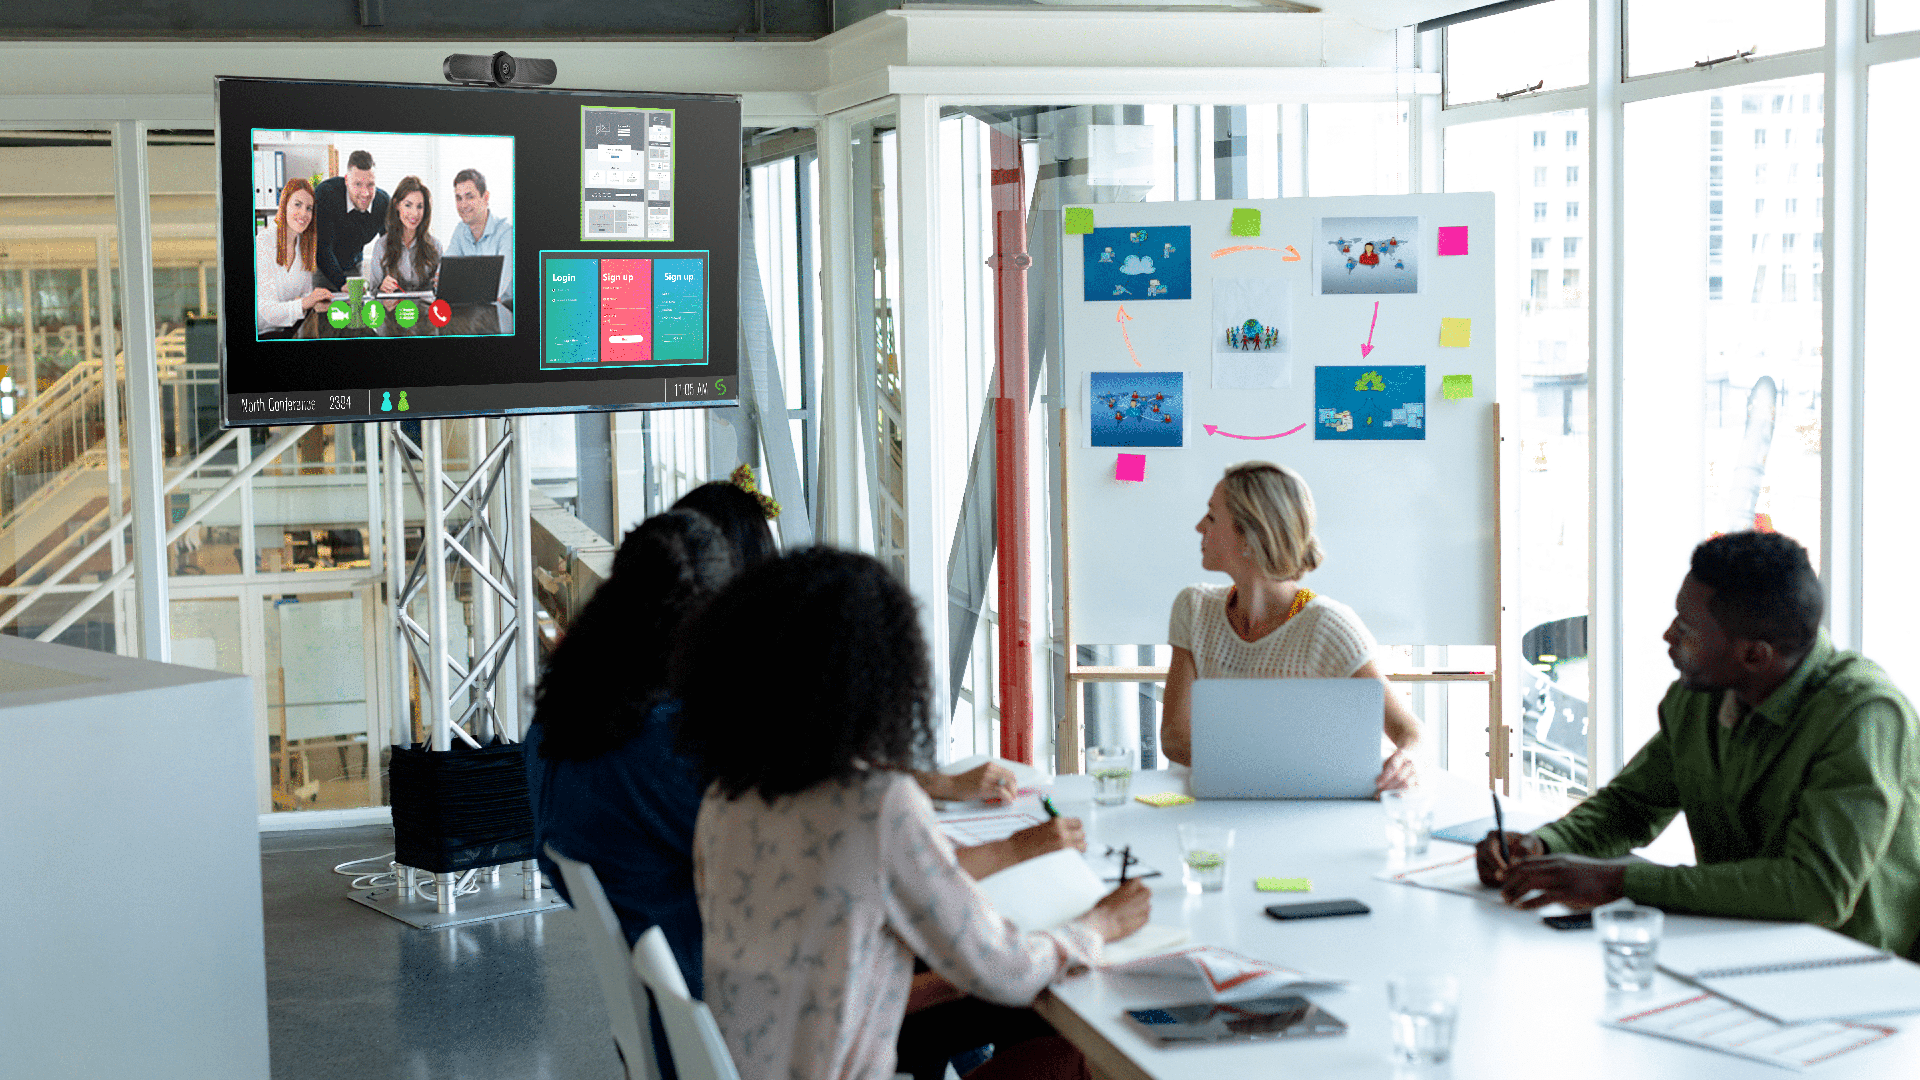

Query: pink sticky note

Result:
[1436,226,1469,256]
[1115,453,1147,483]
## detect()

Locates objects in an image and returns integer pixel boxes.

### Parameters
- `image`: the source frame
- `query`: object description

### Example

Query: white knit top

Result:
[1168,582,1378,679]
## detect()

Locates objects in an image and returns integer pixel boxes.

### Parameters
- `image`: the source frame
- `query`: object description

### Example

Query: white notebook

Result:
[974,848,1188,965]
[1659,923,1920,1024]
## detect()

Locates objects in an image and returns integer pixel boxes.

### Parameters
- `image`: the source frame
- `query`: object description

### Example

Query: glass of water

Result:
[1596,903,1664,991]
[1086,746,1134,806]
[1381,788,1434,859]
[1176,823,1233,893]
[1387,974,1459,1065]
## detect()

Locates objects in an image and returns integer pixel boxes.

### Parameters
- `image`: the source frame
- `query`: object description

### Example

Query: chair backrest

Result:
[632,927,741,1080]
[543,844,663,1080]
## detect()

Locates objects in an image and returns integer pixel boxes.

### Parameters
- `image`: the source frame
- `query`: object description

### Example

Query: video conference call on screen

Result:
[218,77,741,426]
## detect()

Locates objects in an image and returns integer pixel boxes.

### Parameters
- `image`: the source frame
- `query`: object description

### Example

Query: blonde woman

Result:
[254,178,331,336]
[1160,461,1420,792]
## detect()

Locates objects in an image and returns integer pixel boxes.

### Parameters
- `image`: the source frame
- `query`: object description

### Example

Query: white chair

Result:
[543,843,664,1080]
[631,926,922,1080]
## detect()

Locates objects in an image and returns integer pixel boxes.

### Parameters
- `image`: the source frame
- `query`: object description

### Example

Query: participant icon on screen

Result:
[380,391,393,412]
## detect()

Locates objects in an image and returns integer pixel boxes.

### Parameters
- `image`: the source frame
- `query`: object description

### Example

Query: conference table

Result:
[1032,768,1920,1079]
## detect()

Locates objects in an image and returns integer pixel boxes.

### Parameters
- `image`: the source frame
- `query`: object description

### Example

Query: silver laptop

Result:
[1189,678,1384,799]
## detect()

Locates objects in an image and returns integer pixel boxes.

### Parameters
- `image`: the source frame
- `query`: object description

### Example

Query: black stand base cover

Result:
[391,740,537,873]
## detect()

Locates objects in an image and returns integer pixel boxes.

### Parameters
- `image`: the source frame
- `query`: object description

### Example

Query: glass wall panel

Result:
[1876,0,1920,36]
[1627,0,1824,77]
[1445,0,1590,107]
[851,114,907,577]
[1445,110,1592,807]
[1622,75,1825,756]
[1863,57,1920,693]
[0,130,131,654]
[264,589,378,811]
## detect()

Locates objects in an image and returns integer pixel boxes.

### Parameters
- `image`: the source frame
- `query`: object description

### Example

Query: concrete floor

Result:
[262,824,623,1080]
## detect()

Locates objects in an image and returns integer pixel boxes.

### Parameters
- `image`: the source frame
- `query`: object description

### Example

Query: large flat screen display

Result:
[217,77,740,426]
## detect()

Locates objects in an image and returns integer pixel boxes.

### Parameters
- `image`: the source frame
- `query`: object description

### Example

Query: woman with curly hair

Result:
[254,178,332,336]
[677,548,1150,1080]
[361,174,440,295]
[524,509,733,1004]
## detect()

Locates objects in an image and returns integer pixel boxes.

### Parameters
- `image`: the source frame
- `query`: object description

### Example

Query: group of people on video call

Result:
[254,147,514,335]
[525,458,1918,1080]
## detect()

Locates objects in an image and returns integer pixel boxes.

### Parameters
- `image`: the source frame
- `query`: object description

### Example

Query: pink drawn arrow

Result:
[1360,301,1380,358]
[1203,422,1308,441]
[1116,305,1141,367]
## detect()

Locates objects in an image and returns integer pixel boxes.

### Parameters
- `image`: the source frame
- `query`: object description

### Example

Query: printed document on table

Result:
[1607,989,1896,1069]
[1659,923,1920,1024]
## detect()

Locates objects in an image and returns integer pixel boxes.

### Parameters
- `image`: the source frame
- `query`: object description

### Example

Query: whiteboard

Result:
[1063,194,1496,647]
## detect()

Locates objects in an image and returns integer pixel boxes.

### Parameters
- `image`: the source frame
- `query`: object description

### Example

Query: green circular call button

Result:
[327,303,351,329]
[394,299,420,328]
[360,300,386,328]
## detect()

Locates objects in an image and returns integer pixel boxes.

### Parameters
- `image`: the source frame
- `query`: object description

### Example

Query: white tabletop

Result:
[1035,769,1920,1080]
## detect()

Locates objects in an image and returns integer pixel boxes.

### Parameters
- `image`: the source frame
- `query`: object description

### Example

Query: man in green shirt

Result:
[1477,531,1920,957]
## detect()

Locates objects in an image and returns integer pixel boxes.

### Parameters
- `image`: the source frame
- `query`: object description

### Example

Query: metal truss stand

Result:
[351,418,560,930]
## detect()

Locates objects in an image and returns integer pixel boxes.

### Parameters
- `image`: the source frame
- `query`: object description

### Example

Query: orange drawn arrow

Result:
[1116,305,1141,367]
[1211,244,1302,261]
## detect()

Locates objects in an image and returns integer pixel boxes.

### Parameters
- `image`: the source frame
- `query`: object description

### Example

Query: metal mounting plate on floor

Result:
[350,867,566,930]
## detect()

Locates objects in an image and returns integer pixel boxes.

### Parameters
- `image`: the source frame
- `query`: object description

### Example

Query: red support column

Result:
[987,127,1034,763]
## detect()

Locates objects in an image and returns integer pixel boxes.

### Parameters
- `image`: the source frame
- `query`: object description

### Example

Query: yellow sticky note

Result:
[1064,207,1095,234]
[1256,877,1312,892]
[1134,791,1196,808]
[1439,318,1472,348]
[1441,374,1474,400]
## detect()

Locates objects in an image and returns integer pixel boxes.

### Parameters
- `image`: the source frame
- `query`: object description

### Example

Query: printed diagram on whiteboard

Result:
[581,106,675,241]
[1317,216,1419,295]
[1315,365,1426,440]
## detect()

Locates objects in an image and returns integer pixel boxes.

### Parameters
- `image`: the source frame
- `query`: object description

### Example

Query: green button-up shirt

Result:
[1534,632,1920,957]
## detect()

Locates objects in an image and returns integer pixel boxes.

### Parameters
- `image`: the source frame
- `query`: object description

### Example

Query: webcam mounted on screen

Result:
[444,52,557,88]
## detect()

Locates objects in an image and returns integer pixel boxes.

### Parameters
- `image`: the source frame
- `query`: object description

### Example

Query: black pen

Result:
[1118,844,1132,885]
[1492,791,1507,860]
[1041,795,1060,820]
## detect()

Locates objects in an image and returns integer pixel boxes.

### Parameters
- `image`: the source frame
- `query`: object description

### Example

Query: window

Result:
[1785,197,1798,214]
[1533,130,1547,148]
[1443,0,1589,106]
[1784,128,1795,144]
[1752,233,1763,251]
[1752,265,1768,302]
[1755,198,1766,213]
[1788,163,1798,180]
[1816,161,1823,177]
[1566,165,1580,185]
[1817,196,1824,214]
[1534,201,1549,221]
[1772,95,1786,113]
[1711,129,1724,146]
[1709,275,1724,299]
[1627,3,1824,77]
[1813,232,1823,253]
[1534,166,1549,186]
[1566,201,1580,220]
[1741,95,1762,113]
[1755,129,1767,146]
[1565,236,1581,258]
[1782,233,1796,253]
[1565,130,1579,149]
[1710,164,1723,180]
[1531,268,1550,299]
[1532,237,1548,258]
[1710,199,1724,215]
[1817,127,1825,144]
[1781,268,1797,302]
[1755,164,1768,182]
[1562,268,1581,296]
[1709,234,1723,254]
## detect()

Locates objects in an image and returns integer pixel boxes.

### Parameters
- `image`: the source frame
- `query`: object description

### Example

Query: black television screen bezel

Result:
[216,76,742,428]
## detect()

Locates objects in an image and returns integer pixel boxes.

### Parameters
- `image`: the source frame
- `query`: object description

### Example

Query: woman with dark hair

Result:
[670,480,778,569]
[362,174,441,295]
[678,548,1150,1080]
[524,509,732,999]
[255,178,332,336]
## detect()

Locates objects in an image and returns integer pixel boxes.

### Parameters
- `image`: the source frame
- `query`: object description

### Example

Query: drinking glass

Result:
[1086,746,1134,806]
[1381,788,1434,858]
[1595,903,1663,991]
[1387,974,1459,1065]
[1176,823,1233,893]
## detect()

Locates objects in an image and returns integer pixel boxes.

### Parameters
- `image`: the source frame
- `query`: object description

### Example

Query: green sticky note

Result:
[1442,374,1474,400]
[1064,207,1095,234]
[1256,877,1312,892]
[1439,317,1472,348]
[1229,208,1261,237]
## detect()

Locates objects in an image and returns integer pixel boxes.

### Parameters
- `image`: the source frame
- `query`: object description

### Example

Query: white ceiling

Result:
[1304,0,1491,30]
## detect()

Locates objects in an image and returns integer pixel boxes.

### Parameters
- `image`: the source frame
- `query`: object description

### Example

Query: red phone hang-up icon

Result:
[427,299,452,327]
